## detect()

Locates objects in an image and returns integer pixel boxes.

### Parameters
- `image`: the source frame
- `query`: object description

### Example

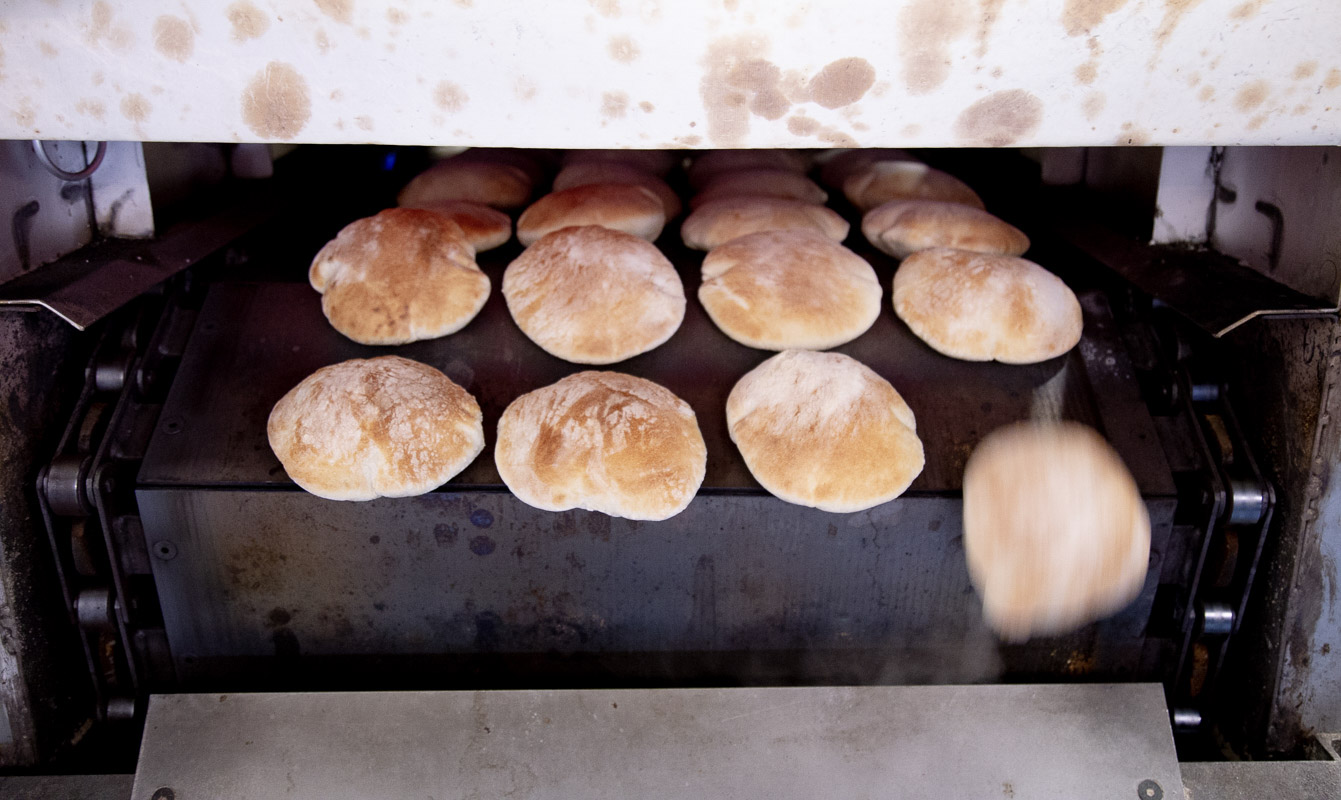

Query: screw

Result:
[151,789,175,800]
[1137,779,1163,799]
[153,540,178,561]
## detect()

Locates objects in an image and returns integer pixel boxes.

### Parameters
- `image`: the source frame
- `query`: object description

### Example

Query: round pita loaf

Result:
[563,148,679,177]
[516,183,667,247]
[688,149,808,188]
[892,248,1082,364]
[502,226,686,364]
[962,422,1151,641]
[267,356,484,501]
[681,196,850,251]
[863,200,1030,259]
[816,148,920,190]
[398,159,534,210]
[553,162,682,218]
[309,209,490,345]
[690,168,828,208]
[727,350,924,512]
[699,230,881,350]
[843,161,984,212]
[496,371,707,520]
[411,200,513,252]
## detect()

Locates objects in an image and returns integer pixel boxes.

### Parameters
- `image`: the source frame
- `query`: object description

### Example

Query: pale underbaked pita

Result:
[892,248,1082,364]
[502,226,686,364]
[962,422,1151,641]
[817,147,920,190]
[563,148,679,177]
[309,209,490,345]
[412,200,513,252]
[727,350,924,512]
[516,183,667,246]
[843,161,984,212]
[398,159,534,210]
[553,162,682,219]
[688,149,809,188]
[863,200,1030,259]
[699,230,881,350]
[267,356,484,501]
[681,196,850,251]
[690,168,828,208]
[495,371,707,520]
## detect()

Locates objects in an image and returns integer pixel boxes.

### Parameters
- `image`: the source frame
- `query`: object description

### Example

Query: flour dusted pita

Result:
[687,149,809,188]
[727,350,924,512]
[502,226,685,364]
[863,200,1029,259]
[962,422,1151,641]
[681,196,849,251]
[690,168,828,208]
[496,371,706,520]
[699,230,881,350]
[516,183,667,246]
[892,248,1082,364]
[309,209,490,345]
[398,158,534,210]
[553,161,682,218]
[267,356,484,501]
[411,200,513,252]
[843,161,984,212]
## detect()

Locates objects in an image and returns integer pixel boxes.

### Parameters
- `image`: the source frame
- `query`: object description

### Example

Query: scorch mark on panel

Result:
[954,89,1043,146]
[976,0,1006,58]
[1082,92,1106,121]
[227,1,270,42]
[1229,0,1263,19]
[153,15,194,62]
[434,81,467,112]
[698,34,772,145]
[786,114,819,135]
[590,0,620,19]
[809,58,876,109]
[608,35,639,63]
[1293,61,1318,80]
[1234,80,1269,112]
[75,98,106,119]
[315,0,352,25]
[120,93,150,122]
[241,61,311,139]
[601,91,629,118]
[1061,0,1129,36]
[1151,0,1206,67]
[85,1,134,51]
[898,0,971,95]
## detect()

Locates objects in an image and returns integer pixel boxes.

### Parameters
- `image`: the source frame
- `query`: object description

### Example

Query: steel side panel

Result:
[130,685,1182,800]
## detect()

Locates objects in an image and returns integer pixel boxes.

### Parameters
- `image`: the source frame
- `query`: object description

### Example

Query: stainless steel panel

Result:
[136,487,1174,684]
[131,684,1182,800]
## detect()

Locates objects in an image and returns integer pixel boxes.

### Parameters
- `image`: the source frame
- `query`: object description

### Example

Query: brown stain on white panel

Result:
[809,57,877,109]
[608,35,640,62]
[1198,85,1215,102]
[316,29,331,54]
[1151,0,1206,65]
[153,15,194,62]
[1325,69,1341,90]
[240,61,311,139]
[1082,91,1106,120]
[12,100,35,129]
[639,101,655,112]
[38,41,57,56]
[1293,61,1318,80]
[1234,79,1269,112]
[434,81,467,112]
[314,0,353,25]
[953,89,1043,146]
[227,1,270,42]
[975,0,1006,58]
[1246,113,1268,131]
[514,78,538,101]
[355,115,373,131]
[120,93,150,122]
[779,70,812,103]
[589,0,621,19]
[1061,0,1129,36]
[387,8,407,24]
[601,91,629,118]
[1229,0,1263,19]
[816,127,859,147]
[901,123,922,136]
[729,58,789,120]
[1074,62,1098,85]
[898,0,971,95]
[85,1,134,51]
[698,34,773,145]
[453,0,474,7]
[1116,122,1150,145]
[75,98,105,119]
[786,114,819,136]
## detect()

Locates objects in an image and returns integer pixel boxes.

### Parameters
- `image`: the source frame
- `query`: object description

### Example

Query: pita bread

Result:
[502,226,686,364]
[410,200,513,252]
[681,196,849,251]
[863,200,1029,259]
[962,422,1151,641]
[496,371,707,520]
[553,162,682,219]
[727,350,924,512]
[691,168,828,208]
[843,161,984,212]
[699,230,881,350]
[267,356,484,501]
[688,149,809,188]
[398,158,534,210]
[892,248,1082,364]
[309,209,490,345]
[516,183,667,246]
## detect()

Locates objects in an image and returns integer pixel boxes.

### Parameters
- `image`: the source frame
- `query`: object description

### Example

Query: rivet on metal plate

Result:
[150,788,175,800]
[1137,778,1163,799]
